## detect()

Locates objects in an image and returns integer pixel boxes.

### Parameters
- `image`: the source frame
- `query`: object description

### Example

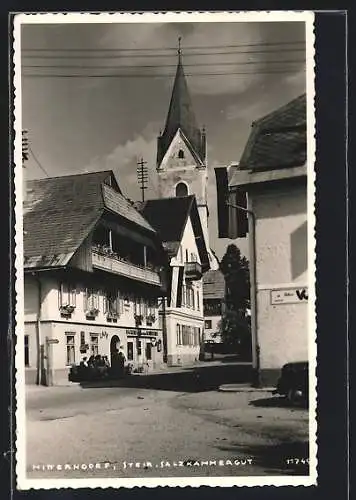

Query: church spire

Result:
[157,38,205,167]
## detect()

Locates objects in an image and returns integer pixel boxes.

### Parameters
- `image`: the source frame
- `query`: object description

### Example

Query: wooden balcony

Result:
[92,250,162,286]
[184,261,202,280]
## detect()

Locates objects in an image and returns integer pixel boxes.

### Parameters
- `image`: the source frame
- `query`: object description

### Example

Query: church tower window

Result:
[178,149,185,159]
[176,182,188,197]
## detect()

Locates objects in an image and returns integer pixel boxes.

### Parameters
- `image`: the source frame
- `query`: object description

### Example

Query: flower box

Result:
[146,314,156,325]
[85,308,99,318]
[60,305,75,316]
[135,314,143,326]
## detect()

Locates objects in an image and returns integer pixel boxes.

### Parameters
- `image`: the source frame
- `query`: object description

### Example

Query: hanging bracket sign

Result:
[270,287,308,305]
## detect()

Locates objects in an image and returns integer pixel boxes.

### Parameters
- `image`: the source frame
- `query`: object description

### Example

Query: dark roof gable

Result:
[137,195,210,271]
[239,94,307,172]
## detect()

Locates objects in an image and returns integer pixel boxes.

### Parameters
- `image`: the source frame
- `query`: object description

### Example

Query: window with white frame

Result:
[90,333,99,356]
[181,284,186,307]
[186,285,194,308]
[84,288,99,315]
[134,297,144,316]
[65,333,76,365]
[104,289,119,318]
[58,283,76,310]
[176,324,182,345]
[146,298,157,324]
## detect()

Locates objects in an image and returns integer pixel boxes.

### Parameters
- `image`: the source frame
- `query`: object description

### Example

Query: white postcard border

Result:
[13,10,317,489]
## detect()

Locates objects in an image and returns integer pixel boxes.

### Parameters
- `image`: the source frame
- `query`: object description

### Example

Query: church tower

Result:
[156,41,217,268]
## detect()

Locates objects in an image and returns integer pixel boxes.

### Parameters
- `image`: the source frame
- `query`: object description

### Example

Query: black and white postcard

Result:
[13,11,316,488]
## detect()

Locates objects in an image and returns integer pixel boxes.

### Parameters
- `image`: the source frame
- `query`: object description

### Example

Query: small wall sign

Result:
[270,287,308,305]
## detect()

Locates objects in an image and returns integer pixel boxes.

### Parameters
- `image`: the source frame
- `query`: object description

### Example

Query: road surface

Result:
[24,364,309,479]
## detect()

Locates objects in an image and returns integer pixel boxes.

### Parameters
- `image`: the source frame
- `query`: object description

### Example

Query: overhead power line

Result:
[23,69,305,79]
[21,47,306,59]
[28,145,49,177]
[22,59,305,70]
[22,40,305,52]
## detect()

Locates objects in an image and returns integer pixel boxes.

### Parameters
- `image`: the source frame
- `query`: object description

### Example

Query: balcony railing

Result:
[92,249,162,286]
[184,261,202,280]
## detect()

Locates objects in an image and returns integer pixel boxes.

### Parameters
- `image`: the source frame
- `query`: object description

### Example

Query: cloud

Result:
[85,127,158,201]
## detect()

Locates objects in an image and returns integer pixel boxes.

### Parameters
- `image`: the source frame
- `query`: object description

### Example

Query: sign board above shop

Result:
[270,287,308,305]
[126,329,159,337]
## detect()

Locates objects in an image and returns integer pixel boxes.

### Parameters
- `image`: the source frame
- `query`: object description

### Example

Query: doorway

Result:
[110,335,120,367]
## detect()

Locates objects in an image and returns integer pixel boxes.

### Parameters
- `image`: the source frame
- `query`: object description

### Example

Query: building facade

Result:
[138,195,210,366]
[203,270,225,343]
[215,94,308,386]
[24,171,168,385]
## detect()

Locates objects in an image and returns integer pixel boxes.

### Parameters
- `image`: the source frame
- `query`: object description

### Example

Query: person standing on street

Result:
[117,346,127,378]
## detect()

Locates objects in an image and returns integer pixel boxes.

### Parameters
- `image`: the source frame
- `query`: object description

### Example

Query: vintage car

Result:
[273,361,309,404]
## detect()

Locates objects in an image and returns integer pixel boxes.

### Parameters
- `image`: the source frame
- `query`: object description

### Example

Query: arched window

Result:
[178,149,185,159]
[175,182,188,197]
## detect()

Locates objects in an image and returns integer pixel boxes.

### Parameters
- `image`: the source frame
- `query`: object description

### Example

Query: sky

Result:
[20,18,306,260]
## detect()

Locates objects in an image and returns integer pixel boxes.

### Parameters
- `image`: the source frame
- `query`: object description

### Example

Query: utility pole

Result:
[22,129,29,202]
[137,157,148,202]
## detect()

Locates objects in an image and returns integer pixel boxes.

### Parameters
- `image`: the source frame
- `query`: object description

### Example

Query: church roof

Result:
[157,54,205,166]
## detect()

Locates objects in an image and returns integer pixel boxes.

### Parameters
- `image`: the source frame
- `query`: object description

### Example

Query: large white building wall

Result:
[250,183,308,385]
[24,273,163,384]
[164,215,205,366]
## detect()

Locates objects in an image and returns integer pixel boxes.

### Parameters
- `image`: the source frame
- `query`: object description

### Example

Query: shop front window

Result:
[127,341,134,361]
[90,334,99,356]
[66,333,76,365]
[146,343,152,361]
[176,324,182,345]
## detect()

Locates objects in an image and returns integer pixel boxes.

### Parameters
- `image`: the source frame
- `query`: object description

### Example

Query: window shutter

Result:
[113,296,118,314]
[176,267,184,308]
[214,167,229,238]
[119,296,124,315]
[84,288,88,311]
[166,267,173,307]
[70,286,76,307]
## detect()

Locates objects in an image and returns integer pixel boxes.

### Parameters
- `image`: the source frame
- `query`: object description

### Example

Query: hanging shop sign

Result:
[270,287,308,305]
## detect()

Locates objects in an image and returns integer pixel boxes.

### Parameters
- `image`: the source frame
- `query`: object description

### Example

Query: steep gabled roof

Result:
[157,55,205,166]
[24,170,156,270]
[238,93,307,173]
[136,195,210,271]
[203,269,225,300]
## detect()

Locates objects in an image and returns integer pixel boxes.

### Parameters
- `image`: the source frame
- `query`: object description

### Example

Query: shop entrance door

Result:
[110,335,120,368]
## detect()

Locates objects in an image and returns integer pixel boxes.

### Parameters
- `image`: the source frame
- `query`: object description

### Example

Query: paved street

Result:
[25,363,309,479]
